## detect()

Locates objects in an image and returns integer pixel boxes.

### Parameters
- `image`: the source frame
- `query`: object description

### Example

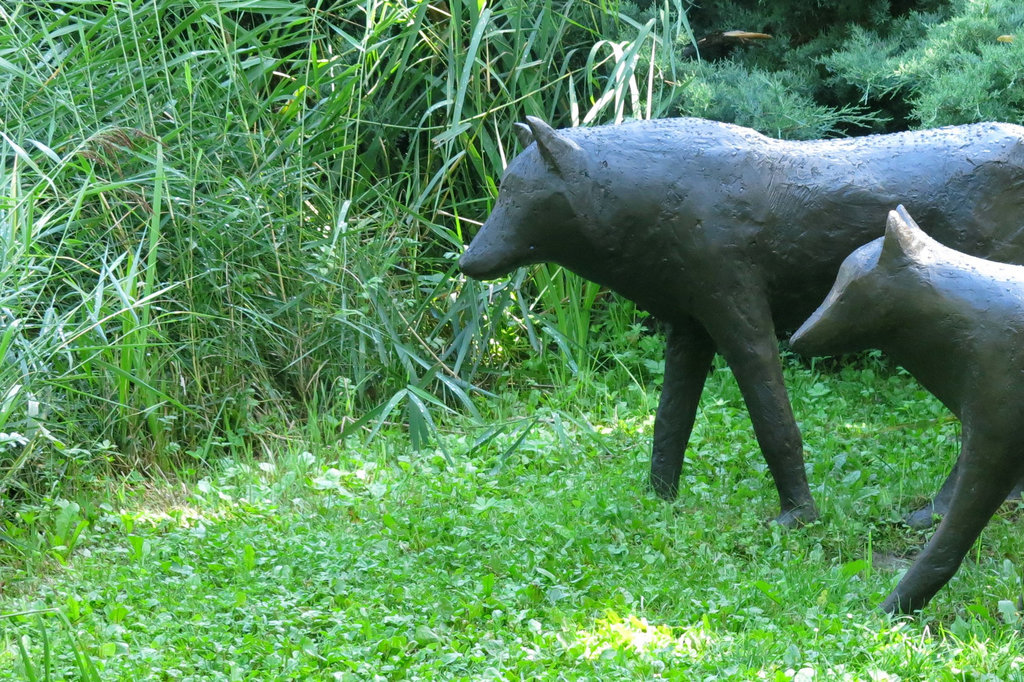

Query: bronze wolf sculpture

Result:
[460,117,1024,527]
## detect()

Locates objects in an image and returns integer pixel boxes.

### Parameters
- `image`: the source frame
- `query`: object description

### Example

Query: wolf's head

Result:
[459,117,591,280]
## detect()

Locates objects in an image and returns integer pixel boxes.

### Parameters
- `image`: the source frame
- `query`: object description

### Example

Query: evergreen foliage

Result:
[822,0,1024,126]
[625,0,1024,133]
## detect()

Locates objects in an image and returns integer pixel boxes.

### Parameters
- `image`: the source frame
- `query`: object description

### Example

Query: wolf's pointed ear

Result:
[525,116,585,177]
[514,122,534,148]
[881,204,931,265]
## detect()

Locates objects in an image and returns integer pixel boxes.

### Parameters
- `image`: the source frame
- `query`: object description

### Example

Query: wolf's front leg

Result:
[883,434,1021,613]
[712,297,819,527]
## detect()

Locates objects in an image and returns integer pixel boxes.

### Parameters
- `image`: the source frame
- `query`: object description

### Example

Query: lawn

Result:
[5,354,1024,680]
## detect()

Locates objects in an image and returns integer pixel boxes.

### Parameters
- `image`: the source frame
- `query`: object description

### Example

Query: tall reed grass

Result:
[0,0,697,499]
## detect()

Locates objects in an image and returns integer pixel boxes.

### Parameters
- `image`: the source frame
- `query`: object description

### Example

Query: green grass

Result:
[4,354,1024,680]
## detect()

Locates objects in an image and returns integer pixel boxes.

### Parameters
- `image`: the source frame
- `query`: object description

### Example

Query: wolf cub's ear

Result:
[881,205,931,265]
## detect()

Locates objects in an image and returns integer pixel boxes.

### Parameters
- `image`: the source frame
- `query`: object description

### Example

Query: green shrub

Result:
[822,0,1024,126]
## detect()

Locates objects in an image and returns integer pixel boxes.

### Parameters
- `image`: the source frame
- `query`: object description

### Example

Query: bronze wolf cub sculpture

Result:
[792,206,1024,613]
